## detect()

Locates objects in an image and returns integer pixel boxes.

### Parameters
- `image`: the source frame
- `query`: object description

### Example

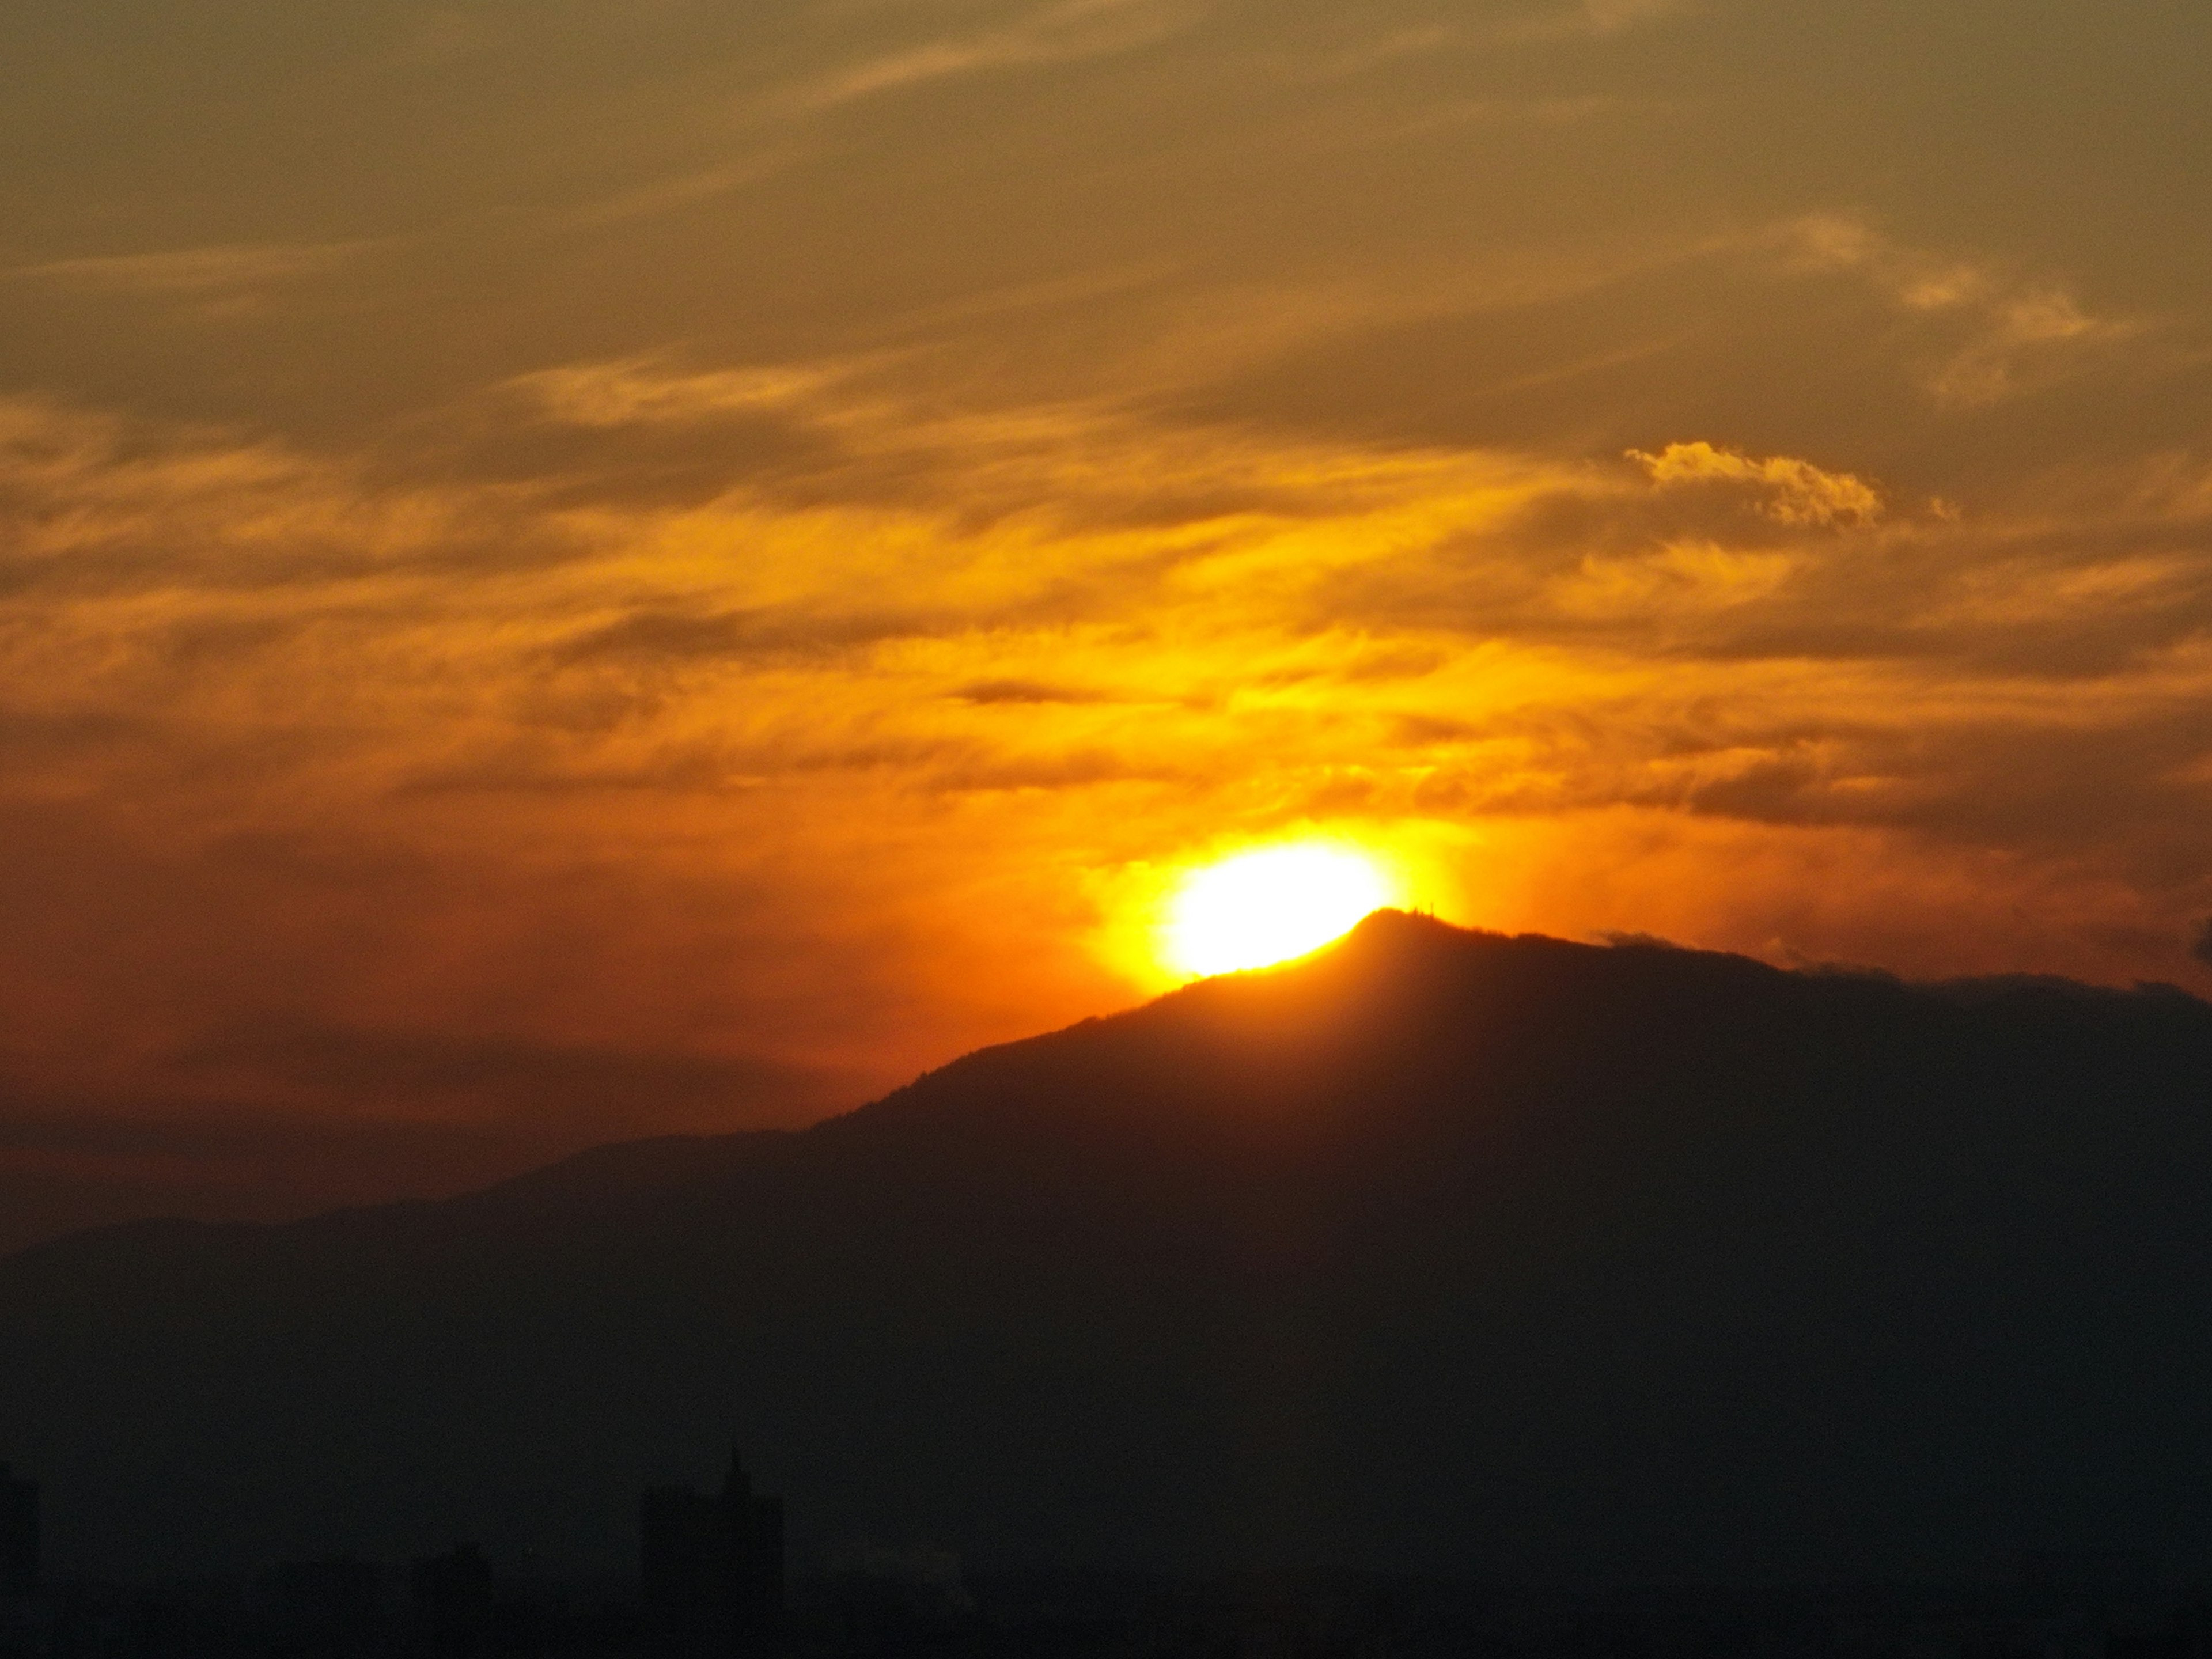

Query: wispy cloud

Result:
[1502,0,1696,44]
[506,355,878,427]
[787,0,1196,112]
[570,150,804,228]
[9,239,384,298]
[1279,25,1463,84]
[1779,214,2139,406]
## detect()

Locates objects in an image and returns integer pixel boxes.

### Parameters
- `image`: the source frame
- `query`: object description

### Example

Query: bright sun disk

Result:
[1161,844,1398,978]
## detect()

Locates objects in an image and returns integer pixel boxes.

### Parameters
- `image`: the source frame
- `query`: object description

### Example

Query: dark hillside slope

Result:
[5,913,2212,1584]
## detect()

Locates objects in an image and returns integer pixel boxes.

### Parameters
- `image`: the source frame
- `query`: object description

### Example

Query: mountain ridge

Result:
[14,910,2203,1268]
[6,911,2211,1586]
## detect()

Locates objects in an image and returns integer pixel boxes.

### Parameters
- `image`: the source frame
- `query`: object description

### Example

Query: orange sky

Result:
[4,0,2211,1247]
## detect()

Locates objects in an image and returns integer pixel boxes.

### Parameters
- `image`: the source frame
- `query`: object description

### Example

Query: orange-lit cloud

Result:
[1627,442,1882,527]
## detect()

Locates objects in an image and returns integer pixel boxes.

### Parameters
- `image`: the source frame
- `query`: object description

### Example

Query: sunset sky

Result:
[5,0,2211,1247]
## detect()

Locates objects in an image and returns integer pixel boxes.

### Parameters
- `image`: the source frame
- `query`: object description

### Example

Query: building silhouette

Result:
[411,1541,495,1654]
[0,1464,35,1597]
[641,1450,784,1658]
[268,1556,387,1649]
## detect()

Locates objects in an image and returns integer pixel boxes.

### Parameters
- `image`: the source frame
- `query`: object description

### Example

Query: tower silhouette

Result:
[641,1451,784,1658]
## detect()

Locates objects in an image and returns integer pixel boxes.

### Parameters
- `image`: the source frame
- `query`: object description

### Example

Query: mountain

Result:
[6,912,2212,1586]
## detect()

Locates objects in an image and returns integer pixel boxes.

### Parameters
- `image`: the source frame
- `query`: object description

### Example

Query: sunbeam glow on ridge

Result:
[1160,844,1399,977]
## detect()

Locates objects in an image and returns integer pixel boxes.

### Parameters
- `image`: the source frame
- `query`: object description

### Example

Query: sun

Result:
[1160,843,1399,978]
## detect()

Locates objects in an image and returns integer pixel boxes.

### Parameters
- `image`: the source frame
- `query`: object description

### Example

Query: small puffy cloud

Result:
[1628,441,1883,527]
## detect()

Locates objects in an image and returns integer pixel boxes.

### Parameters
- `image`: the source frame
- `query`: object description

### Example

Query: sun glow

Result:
[1160,843,1399,977]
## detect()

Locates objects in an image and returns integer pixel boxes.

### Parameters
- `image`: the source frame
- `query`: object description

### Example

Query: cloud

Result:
[1926,291,2115,407]
[1287,25,1461,82]
[1547,539,1799,620]
[1628,441,1883,527]
[2193,920,2212,969]
[508,355,870,427]
[789,0,1195,111]
[569,150,803,228]
[952,679,1114,705]
[8,240,383,298]
[0,392,577,599]
[1778,215,2139,407]
[546,603,935,668]
[1502,0,1695,43]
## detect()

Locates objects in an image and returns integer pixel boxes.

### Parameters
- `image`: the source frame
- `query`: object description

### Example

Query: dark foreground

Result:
[6,1563,2211,1659]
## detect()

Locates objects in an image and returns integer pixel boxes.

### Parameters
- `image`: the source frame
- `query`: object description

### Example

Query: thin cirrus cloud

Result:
[1499,0,1696,43]
[8,239,386,298]
[783,0,1197,112]
[569,150,808,229]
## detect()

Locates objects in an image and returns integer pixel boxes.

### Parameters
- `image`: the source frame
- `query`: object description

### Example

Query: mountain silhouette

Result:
[6,912,2212,1586]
